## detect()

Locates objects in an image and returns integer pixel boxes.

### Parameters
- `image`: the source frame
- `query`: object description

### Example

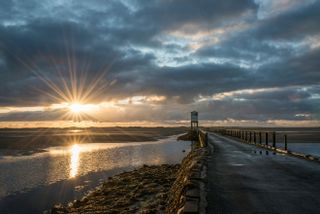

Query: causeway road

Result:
[207,133,320,214]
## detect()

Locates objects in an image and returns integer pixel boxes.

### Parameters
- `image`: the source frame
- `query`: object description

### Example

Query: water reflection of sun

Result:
[70,144,80,178]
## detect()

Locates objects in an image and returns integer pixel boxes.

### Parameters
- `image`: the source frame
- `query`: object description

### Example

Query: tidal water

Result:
[238,129,320,157]
[277,143,320,157]
[274,130,320,157]
[0,135,190,214]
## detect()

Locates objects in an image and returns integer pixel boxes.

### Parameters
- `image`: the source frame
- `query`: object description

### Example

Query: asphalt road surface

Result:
[207,133,320,214]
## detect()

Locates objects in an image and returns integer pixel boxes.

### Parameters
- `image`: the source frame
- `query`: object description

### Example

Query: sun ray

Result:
[6,33,119,125]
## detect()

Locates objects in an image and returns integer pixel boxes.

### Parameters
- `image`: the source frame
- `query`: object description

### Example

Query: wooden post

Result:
[284,134,288,150]
[253,132,256,144]
[259,132,262,144]
[249,132,252,142]
[265,132,268,146]
[206,132,208,145]
[272,132,276,148]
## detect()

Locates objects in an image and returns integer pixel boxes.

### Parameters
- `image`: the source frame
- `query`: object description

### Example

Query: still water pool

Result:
[0,135,190,213]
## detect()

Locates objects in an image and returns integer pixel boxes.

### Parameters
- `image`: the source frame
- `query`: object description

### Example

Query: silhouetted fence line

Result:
[213,129,288,151]
[207,128,320,164]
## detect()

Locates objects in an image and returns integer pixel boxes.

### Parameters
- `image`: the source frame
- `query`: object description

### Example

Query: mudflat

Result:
[0,127,188,156]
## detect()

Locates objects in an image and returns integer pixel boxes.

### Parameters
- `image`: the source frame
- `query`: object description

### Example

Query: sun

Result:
[69,103,86,114]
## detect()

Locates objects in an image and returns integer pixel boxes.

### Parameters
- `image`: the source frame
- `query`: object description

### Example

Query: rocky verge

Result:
[165,147,208,214]
[51,164,180,214]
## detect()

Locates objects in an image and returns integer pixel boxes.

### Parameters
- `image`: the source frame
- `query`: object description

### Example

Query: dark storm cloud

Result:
[258,48,320,87]
[0,109,66,121]
[0,0,257,105]
[205,98,317,121]
[0,0,319,123]
[196,1,320,68]
[133,0,257,30]
[196,86,320,121]
[194,0,320,103]
[254,1,320,40]
[108,62,253,104]
[196,34,295,65]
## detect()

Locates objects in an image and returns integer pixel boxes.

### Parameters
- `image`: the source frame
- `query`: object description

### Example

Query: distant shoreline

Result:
[0,127,188,156]
[0,127,319,157]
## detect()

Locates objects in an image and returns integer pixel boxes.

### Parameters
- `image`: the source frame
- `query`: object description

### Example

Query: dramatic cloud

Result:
[0,0,319,126]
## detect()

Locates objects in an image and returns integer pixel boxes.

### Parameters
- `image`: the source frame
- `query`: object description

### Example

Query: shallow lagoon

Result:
[0,135,190,214]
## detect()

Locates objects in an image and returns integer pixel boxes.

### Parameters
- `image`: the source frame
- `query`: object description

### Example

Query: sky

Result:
[0,0,319,127]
